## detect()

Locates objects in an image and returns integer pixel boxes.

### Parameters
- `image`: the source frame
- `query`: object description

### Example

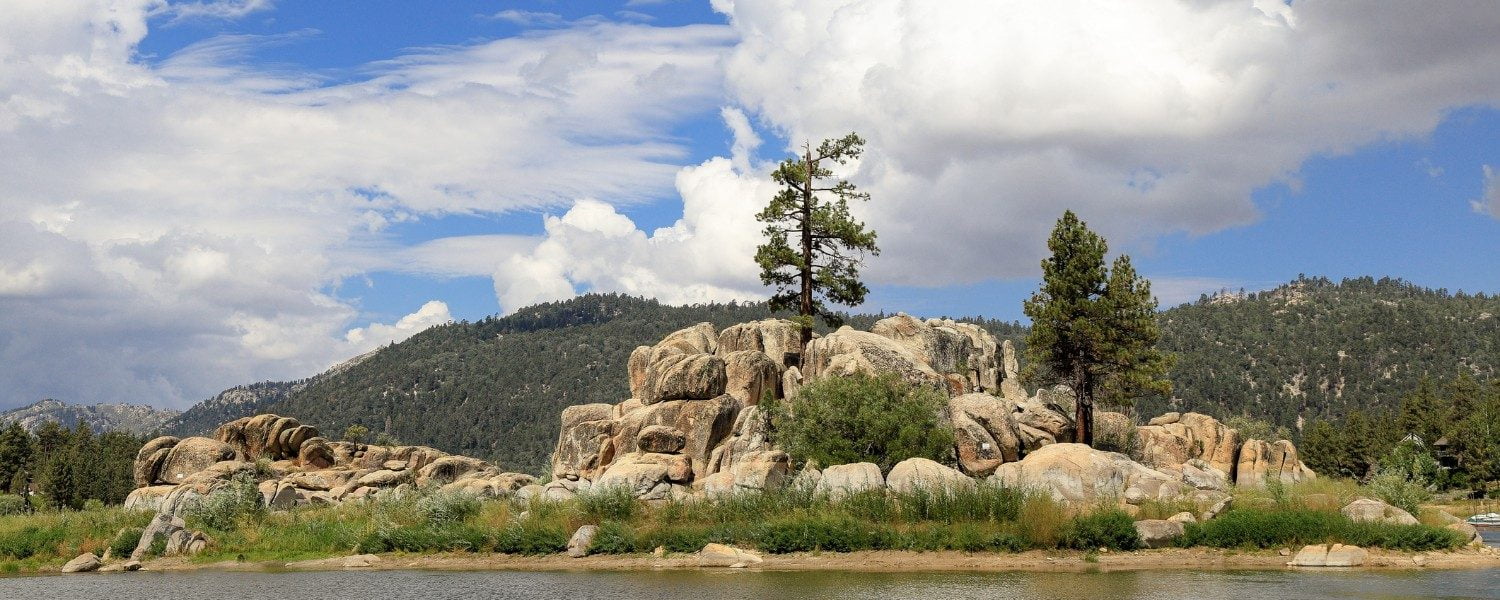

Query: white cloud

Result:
[707,0,1500,285]
[1471,165,1500,219]
[344,300,453,353]
[160,0,275,22]
[0,2,732,408]
[486,10,567,28]
[491,148,777,313]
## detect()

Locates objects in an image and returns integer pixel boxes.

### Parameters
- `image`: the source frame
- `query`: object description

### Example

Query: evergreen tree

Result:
[1023,210,1171,445]
[1397,375,1445,445]
[0,423,33,494]
[755,133,879,349]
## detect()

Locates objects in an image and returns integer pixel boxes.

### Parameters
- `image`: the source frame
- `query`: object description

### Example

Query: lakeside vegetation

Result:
[0,477,1473,573]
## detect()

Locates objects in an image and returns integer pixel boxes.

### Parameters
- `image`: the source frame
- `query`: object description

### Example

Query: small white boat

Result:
[1467,512,1500,526]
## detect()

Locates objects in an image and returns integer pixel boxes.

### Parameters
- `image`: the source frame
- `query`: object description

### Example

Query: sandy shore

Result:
[139,546,1500,574]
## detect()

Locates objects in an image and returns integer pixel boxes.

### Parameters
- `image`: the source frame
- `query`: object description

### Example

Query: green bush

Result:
[0,495,27,516]
[416,490,481,525]
[1180,508,1462,551]
[890,482,1025,524]
[578,486,637,522]
[108,527,143,558]
[635,525,713,554]
[185,472,266,533]
[495,521,568,555]
[1059,509,1140,550]
[588,521,637,554]
[1367,471,1432,517]
[755,516,877,553]
[361,524,488,553]
[0,524,65,559]
[764,373,955,472]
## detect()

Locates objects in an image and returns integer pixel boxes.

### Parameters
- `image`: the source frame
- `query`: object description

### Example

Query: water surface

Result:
[3,568,1496,600]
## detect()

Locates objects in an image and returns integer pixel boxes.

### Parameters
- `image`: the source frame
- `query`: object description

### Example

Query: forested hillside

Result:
[1144,276,1500,427]
[160,277,1497,476]
[262,294,1023,474]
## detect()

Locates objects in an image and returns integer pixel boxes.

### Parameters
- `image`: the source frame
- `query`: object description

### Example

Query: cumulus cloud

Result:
[707,0,1500,285]
[1472,165,1500,219]
[0,2,731,408]
[344,300,453,353]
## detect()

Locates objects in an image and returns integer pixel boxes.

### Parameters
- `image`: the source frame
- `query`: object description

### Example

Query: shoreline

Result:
[126,547,1500,576]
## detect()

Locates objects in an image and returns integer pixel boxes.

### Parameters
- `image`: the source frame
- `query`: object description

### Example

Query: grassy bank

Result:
[0,477,1472,573]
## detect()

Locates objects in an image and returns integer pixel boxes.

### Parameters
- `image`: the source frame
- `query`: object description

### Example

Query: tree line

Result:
[0,421,144,511]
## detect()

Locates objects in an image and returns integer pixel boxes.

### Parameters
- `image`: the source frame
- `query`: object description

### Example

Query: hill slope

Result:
[163,276,1499,476]
[0,399,179,435]
[1145,275,1500,425]
[262,294,1023,474]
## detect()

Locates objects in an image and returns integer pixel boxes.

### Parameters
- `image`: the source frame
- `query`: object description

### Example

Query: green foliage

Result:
[1367,471,1433,517]
[578,485,638,522]
[0,495,26,516]
[1222,416,1291,444]
[494,521,570,555]
[0,420,141,509]
[755,133,880,339]
[1023,211,1172,444]
[1179,507,1461,551]
[108,527,142,558]
[1058,509,1141,551]
[0,525,65,559]
[764,373,954,472]
[416,490,481,525]
[587,520,637,554]
[342,424,369,444]
[184,472,266,533]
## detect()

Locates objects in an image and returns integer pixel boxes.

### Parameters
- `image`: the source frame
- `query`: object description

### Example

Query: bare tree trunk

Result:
[798,147,815,351]
[1073,362,1094,446]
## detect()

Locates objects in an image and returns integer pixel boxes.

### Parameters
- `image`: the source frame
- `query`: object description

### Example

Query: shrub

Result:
[578,486,637,522]
[361,524,488,553]
[890,482,1025,523]
[1059,509,1140,550]
[108,527,143,558]
[763,372,954,472]
[755,515,876,553]
[82,499,105,512]
[1368,471,1432,517]
[0,525,65,559]
[1180,507,1462,551]
[0,495,27,516]
[184,472,266,533]
[635,525,712,554]
[588,521,637,554]
[494,521,569,555]
[417,490,481,525]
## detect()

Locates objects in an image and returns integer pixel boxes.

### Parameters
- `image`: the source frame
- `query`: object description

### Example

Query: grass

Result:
[0,475,1476,572]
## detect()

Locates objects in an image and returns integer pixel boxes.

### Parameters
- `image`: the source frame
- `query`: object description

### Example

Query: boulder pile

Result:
[126,413,535,514]
[553,316,1317,504]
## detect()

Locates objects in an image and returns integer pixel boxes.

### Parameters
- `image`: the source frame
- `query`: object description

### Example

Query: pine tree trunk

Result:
[798,148,815,350]
[1073,362,1093,446]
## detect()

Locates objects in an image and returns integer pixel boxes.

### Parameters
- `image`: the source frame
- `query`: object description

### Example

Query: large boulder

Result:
[132,513,186,560]
[1290,543,1367,567]
[637,425,686,454]
[1134,519,1184,549]
[990,443,1184,505]
[815,462,885,499]
[124,485,176,512]
[567,525,599,558]
[1341,498,1419,526]
[728,450,791,491]
[612,395,738,479]
[802,327,945,391]
[1431,510,1484,545]
[416,455,492,487]
[551,403,617,481]
[1235,439,1316,488]
[157,437,236,484]
[716,319,802,369]
[639,353,727,404]
[1010,388,1076,451]
[297,437,335,469]
[595,455,671,499]
[133,436,180,487]
[886,458,974,493]
[626,323,720,399]
[61,553,101,573]
[721,350,781,405]
[999,340,1026,400]
[697,543,763,567]
[1179,459,1230,491]
[948,393,1023,476]
[1135,412,1240,475]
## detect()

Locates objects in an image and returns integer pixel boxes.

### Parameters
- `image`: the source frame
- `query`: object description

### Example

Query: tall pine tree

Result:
[755,133,879,350]
[1023,210,1172,445]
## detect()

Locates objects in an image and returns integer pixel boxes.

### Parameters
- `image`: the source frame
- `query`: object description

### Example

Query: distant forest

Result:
[149,276,1500,477]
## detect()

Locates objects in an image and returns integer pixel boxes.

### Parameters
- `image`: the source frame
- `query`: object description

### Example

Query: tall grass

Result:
[1180,507,1462,551]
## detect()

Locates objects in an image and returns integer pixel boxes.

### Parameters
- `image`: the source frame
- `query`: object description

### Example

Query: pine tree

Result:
[1397,375,1445,445]
[755,133,879,350]
[1023,210,1172,445]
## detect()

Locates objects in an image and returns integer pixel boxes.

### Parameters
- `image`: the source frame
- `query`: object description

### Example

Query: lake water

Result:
[3,567,1497,600]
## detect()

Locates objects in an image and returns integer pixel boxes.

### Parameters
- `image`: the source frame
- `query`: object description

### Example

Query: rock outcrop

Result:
[127,412,531,514]
[990,443,1185,505]
[551,318,1319,502]
[1340,498,1419,526]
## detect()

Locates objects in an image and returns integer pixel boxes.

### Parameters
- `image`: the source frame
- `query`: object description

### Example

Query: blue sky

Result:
[2,1,1498,408]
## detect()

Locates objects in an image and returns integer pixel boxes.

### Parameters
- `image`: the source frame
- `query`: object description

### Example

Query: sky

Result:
[2,0,1498,410]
